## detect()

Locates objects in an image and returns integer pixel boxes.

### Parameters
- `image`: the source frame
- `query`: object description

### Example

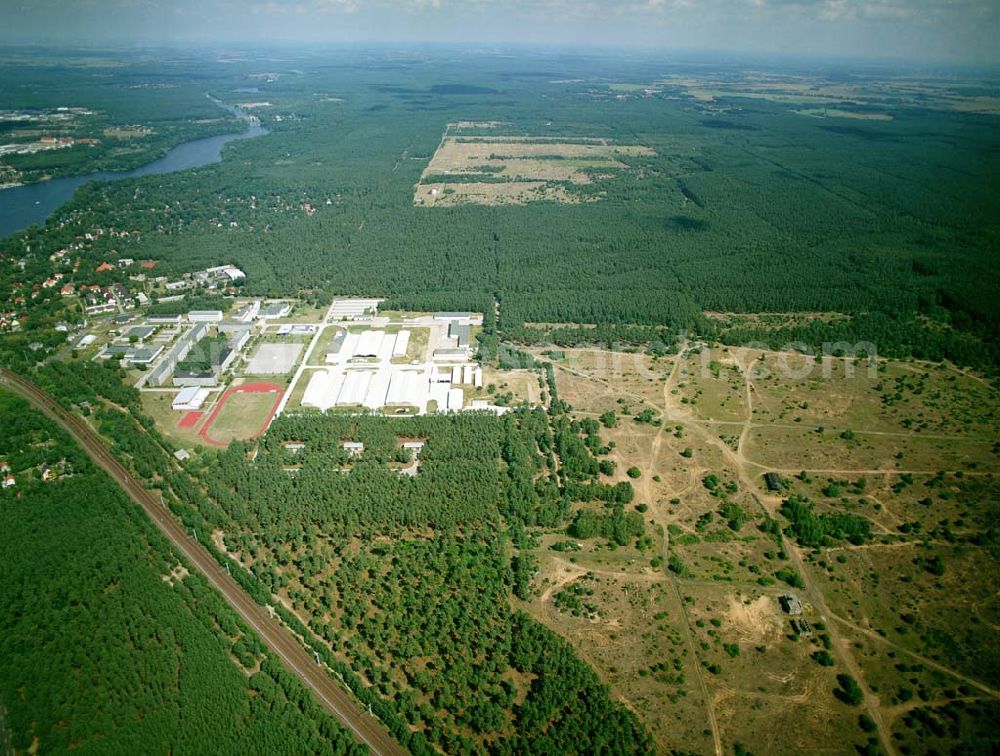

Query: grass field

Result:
[199,382,283,446]
[414,126,654,206]
[518,341,999,754]
[140,391,219,449]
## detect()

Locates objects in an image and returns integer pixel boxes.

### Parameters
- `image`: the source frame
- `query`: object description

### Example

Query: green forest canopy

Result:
[0,391,363,755]
[2,50,998,369]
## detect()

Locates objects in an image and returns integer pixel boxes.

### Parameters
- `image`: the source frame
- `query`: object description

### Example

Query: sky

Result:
[3,0,999,65]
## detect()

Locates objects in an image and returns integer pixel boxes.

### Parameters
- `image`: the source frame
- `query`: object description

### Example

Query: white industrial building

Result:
[385,371,425,407]
[202,264,246,283]
[260,302,292,319]
[301,370,344,412]
[429,382,450,409]
[364,371,392,410]
[288,310,495,417]
[188,310,224,323]
[329,298,382,321]
[302,366,432,413]
[228,328,251,353]
[172,386,210,411]
[276,324,318,336]
[338,371,372,406]
[333,330,412,361]
[354,330,384,358]
[338,332,360,360]
[433,348,469,362]
[392,330,410,357]
[235,300,261,323]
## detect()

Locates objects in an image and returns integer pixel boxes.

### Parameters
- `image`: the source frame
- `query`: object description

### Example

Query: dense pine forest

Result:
[1,50,998,368]
[184,409,654,754]
[9,359,654,754]
[0,391,363,755]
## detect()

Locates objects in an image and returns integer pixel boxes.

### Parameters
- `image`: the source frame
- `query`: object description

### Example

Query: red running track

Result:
[199,382,283,447]
[178,411,203,429]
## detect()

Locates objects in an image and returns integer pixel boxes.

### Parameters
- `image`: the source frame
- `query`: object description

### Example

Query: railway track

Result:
[0,368,406,756]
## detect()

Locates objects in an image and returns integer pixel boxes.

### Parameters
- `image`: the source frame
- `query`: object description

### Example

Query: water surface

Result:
[0,97,266,238]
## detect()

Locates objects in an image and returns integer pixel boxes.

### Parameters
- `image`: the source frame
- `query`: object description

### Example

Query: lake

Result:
[0,97,266,239]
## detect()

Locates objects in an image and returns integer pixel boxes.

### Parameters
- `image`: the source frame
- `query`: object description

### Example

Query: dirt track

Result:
[0,368,406,756]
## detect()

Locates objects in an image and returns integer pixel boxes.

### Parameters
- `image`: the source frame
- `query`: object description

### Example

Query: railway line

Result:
[0,367,407,756]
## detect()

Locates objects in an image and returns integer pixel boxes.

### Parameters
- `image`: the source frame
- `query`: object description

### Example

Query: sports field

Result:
[246,342,304,375]
[199,382,283,447]
[178,411,202,429]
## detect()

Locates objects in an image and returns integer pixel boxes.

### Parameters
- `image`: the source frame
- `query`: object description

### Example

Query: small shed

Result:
[764,472,784,492]
[172,386,210,411]
[342,441,364,457]
[779,594,803,616]
[792,619,813,637]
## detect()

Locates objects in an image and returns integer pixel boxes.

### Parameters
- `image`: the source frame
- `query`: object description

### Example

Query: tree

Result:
[835,674,864,706]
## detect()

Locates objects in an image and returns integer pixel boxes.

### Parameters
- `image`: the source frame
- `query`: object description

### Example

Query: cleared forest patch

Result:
[415,127,654,206]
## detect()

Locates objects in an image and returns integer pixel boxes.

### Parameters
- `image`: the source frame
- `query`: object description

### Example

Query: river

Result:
[0,96,267,239]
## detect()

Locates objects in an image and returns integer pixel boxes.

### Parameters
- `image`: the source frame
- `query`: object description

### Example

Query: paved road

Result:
[0,368,407,756]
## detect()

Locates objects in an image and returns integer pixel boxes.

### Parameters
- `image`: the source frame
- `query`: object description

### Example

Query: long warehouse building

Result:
[338,371,372,406]
[363,371,392,410]
[385,371,425,407]
[302,370,345,412]
[392,330,410,357]
[354,331,384,358]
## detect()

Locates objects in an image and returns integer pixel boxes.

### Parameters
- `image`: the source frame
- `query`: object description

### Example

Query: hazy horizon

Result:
[3,0,999,67]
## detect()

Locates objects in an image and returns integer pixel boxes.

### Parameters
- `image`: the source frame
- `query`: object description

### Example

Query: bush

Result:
[667,553,689,577]
[811,650,834,667]
[775,567,805,589]
[835,674,864,706]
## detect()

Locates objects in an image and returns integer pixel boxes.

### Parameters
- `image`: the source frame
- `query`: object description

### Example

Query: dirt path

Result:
[538,559,589,604]
[649,350,724,756]
[551,342,995,755]
[698,418,994,444]
[653,344,897,755]
[736,352,755,458]
[828,613,1000,698]
[546,556,663,585]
